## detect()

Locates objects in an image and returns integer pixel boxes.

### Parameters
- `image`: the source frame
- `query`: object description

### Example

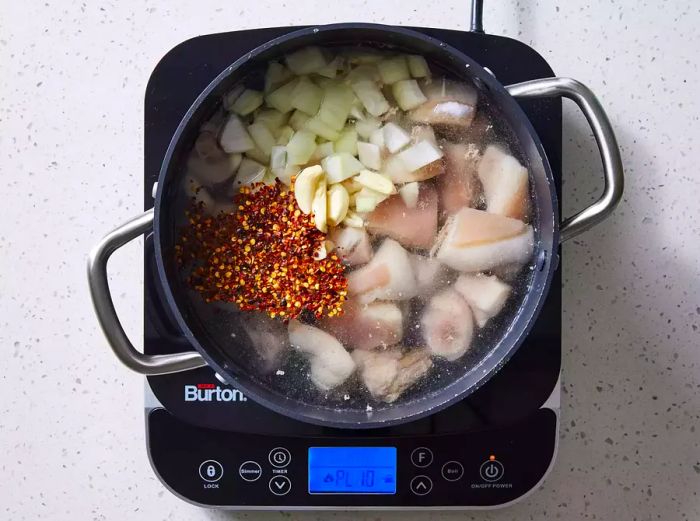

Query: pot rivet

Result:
[537,249,548,271]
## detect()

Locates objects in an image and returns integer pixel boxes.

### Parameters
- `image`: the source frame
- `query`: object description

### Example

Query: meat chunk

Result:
[409,78,477,127]
[438,143,481,215]
[288,320,355,391]
[454,274,511,328]
[420,289,474,361]
[321,301,403,351]
[366,184,438,249]
[187,132,241,186]
[328,226,373,266]
[478,145,530,221]
[347,239,417,303]
[432,207,534,272]
[410,254,447,296]
[352,348,433,403]
[239,313,288,373]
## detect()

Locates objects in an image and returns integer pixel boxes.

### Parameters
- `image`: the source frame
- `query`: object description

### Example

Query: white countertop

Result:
[1,1,699,519]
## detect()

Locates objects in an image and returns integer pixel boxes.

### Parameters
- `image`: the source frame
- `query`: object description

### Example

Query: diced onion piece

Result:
[317,83,355,131]
[288,110,310,131]
[343,210,365,228]
[355,169,395,195]
[244,146,269,164]
[351,80,390,117]
[349,104,365,121]
[396,140,444,172]
[231,89,263,116]
[247,122,276,158]
[377,56,410,84]
[254,109,288,134]
[311,141,335,161]
[346,50,384,65]
[262,169,277,185]
[327,184,350,226]
[265,61,292,92]
[276,125,294,145]
[285,46,329,75]
[314,76,335,90]
[304,116,341,141]
[229,153,243,172]
[382,122,411,153]
[392,79,427,111]
[354,187,388,213]
[355,116,381,139]
[311,177,328,232]
[347,64,379,83]
[322,153,364,184]
[334,127,358,156]
[223,85,245,111]
[357,141,381,170]
[286,130,317,165]
[410,125,438,146]
[290,77,324,115]
[407,55,430,78]
[219,114,254,153]
[265,78,300,114]
[399,182,420,208]
[233,158,267,188]
[316,56,342,79]
[294,165,324,214]
[369,128,385,149]
[273,163,300,186]
[270,145,287,170]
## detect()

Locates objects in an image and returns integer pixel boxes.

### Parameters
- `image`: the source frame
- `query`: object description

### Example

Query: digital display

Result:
[308,447,397,494]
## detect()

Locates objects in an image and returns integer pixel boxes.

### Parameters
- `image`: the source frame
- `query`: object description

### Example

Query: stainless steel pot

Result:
[88,23,623,428]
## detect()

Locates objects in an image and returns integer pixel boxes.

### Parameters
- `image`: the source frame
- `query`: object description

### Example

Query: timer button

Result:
[269,475,292,496]
[410,447,433,468]
[479,459,505,482]
[198,460,224,482]
[268,447,291,468]
[410,475,433,496]
[441,460,464,481]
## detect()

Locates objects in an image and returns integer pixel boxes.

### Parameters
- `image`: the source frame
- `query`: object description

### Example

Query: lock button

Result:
[199,460,224,482]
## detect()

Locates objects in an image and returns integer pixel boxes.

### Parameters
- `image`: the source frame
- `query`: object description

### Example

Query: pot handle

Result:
[87,208,207,375]
[505,77,624,243]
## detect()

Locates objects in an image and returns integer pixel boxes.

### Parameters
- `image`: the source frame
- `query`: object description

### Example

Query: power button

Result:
[479,459,504,482]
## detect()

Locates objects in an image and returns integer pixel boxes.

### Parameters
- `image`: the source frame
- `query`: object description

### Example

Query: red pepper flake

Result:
[175,181,347,320]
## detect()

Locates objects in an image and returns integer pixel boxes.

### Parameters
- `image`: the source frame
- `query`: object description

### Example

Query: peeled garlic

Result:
[343,210,365,228]
[294,165,324,214]
[327,184,350,226]
[312,178,328,232]
[354,169,395,195]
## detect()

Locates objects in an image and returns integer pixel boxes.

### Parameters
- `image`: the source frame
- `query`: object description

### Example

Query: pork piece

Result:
[409,78,477,127]
[321,301,403,351]
[239,313,288,373]
[366,184,438,249]
[288,320,355,391]
[478,145,529,221]
[410,254,447,296]
[432,207,534,272]
[420,289,474,361]
[347,238,417,303]
[186,132,240,186]
[352,348,433,403]
[438,143,482,215]
[454,274,511,328]
[328,226,373,266]
[384,155,446,184]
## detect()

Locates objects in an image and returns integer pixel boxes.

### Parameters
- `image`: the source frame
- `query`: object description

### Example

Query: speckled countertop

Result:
[1,0,699,519]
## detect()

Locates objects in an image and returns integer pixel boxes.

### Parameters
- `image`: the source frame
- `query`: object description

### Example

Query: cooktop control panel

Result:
[147,408,556,508]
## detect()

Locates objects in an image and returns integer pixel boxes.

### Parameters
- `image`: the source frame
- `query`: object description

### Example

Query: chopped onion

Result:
[285,46,329,75]
[396,140,443,172]
[382,122,411,153]
[273,163,300,186]
[244,145,269,164]
[254,109,288,134]
[351,80,390,117]
[410,125,437,146]
[317,82,355,131]
[322,153,364,184]
[377,56,410,84]
[219,114,254,153]
[231,89,264,116]
[265,78,300,114]
[355,116,381,139]
[276,126,294,145]
[316,56,342,79]
[311,141,335,161]
[233,158,267,187]
[286,130,317,165]
[264,61,292,92]
[347,64,379,84]
[290,77,323,115]
[392,79,427,111]
[304,116,341,141]
[407,55,430,78]
[357,141,381,170]
[399,182,420,208]
[354,169,395,195]
[354,187,388,213]
[288,110,310,131]
[369,127,385,149]
[334,127,358,156]
[349,104,365,121]
[270,145,287,170]
[247,122,276,158]
[223,85,245,111]
[346,50,384,65]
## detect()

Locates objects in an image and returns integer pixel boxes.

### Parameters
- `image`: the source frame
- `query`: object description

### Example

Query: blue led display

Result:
[308,447,397,494]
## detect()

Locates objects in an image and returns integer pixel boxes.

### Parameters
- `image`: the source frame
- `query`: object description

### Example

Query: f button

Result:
[410,447,433,468]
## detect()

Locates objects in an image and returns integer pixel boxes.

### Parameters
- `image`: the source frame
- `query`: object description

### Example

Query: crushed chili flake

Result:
[175,181,347,320]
